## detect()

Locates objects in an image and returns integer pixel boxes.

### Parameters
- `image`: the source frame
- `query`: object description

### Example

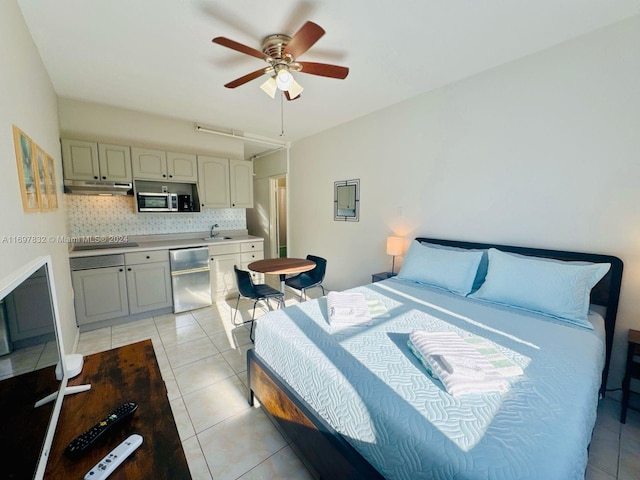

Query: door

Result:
[167,152,197,182]
[198,156,230,208]
[98,144,132,182]
[126,262,172,315]
[230,159,253,208]
[72,267,129,324]
[210,253,241,300]
[61,139,100,181]
[131,147,167,180]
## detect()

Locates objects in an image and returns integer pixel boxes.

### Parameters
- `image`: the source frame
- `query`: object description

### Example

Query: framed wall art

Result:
[12,125,58,212]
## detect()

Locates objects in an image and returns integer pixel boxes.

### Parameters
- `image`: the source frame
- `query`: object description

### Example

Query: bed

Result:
[247,238,623,479]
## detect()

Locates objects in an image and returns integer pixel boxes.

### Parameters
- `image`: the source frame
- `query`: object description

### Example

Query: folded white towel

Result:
[463,336,524,377]
[408,330,508,396]
[327,291,371,325]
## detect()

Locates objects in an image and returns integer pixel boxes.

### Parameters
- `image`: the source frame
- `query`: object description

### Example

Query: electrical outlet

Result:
[162,185,168,193]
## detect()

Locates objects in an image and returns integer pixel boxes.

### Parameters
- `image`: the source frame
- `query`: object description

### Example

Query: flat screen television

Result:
[0,256,70,479]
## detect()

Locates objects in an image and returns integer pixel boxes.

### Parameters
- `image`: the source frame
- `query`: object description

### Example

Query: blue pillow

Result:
[397,241,483,295]
[470,248,610,329]
[421,242,488,292]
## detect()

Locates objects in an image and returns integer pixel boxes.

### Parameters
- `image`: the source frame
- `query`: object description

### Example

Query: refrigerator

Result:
[169,247,212,313]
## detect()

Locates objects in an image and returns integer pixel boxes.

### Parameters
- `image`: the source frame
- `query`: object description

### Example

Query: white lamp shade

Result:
[276,68,295,90]
[260,76,277,98]
[386,237,403,256]
[287,79,304,99]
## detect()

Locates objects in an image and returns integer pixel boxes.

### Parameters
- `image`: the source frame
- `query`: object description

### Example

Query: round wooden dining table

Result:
[248,257,315,293]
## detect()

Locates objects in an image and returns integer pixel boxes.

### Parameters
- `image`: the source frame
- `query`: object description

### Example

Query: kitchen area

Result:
[60,131,268,333]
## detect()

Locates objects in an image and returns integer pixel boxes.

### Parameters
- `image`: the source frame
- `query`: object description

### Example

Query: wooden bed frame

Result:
[247,238,623,479]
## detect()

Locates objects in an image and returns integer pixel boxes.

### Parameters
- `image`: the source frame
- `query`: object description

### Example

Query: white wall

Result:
[58,98,244,158]
[289,15,640,390]
[0,0,76,352]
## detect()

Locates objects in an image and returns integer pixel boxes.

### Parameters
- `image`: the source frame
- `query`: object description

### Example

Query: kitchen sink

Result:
[202,236,232,242]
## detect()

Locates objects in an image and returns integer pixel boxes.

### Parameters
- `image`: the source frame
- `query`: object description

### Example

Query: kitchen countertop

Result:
[68,233,263,258]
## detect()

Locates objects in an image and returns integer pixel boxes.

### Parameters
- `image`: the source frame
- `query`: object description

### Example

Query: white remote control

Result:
[84,434,143,480]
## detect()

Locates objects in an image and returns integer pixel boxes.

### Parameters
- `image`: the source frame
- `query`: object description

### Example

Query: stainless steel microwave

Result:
[137,192,178,212]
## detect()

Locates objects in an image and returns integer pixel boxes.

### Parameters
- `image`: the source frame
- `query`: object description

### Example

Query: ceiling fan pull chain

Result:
[280,91,285,137]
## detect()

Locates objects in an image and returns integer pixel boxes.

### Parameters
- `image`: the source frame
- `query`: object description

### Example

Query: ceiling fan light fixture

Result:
[275,67,294,91]
[287,79,304,99]
[260,76,277,98]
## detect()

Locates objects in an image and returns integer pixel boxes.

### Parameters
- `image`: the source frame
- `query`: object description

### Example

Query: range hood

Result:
[63,179,133,196]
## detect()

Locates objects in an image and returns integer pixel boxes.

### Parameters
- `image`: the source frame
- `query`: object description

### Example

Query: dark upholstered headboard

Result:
[415,237,624,395]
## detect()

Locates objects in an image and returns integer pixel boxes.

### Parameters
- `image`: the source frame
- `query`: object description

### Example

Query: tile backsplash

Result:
[65,195,246,237]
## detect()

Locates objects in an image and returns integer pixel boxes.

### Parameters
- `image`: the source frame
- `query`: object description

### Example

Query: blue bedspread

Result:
[254,278,605,480]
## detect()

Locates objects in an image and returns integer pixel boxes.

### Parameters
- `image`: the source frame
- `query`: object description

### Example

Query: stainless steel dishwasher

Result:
[170,247,212,313]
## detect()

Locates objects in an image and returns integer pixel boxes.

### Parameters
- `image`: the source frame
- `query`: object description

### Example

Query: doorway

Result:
[271,176,287,258]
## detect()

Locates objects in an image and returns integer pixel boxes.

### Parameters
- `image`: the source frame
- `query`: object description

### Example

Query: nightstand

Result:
[372,272,397,283]
[621,329,640,423]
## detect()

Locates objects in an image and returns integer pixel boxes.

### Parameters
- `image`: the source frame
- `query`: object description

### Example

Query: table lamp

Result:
[386,237,403,274]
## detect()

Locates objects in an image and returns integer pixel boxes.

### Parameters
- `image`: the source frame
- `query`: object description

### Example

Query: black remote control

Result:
[64,402,138,459]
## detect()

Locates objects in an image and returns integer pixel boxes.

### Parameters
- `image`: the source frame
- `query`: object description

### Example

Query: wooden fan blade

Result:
[283,21,325,59]
[298,62,349,79]
[224,68,269,88]
[212,37,266,60]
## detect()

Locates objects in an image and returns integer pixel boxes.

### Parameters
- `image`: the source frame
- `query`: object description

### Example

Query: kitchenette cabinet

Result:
[72,266,129,325]
[71,250,172,327]
[62,139,132,182]
[198,156,254,209]
[124,251,172,315]
[132,148,197,182]
[208,239,264,301]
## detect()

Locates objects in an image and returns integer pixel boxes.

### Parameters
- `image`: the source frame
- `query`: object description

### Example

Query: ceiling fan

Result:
[212,21,349,100]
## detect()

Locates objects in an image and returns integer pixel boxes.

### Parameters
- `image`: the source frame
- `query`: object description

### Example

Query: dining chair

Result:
[233,266,284,341]
[284,255,327,301]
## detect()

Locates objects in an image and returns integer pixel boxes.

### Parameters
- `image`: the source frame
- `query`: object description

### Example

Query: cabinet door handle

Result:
[102,176,106,180]
[119,268,123,272]
[146,255,150,259]
[169,174,173,178]
[251,245,255,248]
[94,176,99,180]
[162,174,167,177]
[128,268,132,271]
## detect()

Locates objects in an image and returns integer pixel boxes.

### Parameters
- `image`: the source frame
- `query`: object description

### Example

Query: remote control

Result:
[84,434,143,480]
[64,402,138,459]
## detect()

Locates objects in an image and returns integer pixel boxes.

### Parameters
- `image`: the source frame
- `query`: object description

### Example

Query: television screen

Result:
[0,256,69,479]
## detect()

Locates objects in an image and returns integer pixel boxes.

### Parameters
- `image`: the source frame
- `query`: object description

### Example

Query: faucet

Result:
[210,224,219,238]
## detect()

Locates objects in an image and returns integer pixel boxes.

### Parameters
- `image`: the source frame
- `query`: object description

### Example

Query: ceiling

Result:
[16,0,640,150]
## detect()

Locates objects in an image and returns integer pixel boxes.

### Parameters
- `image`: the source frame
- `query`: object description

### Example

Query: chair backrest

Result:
[306,255,327,283]
[234,265,256,297]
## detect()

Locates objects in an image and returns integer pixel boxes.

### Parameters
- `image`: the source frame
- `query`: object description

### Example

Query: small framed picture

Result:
[35,145,49,210]
[13,125,40,212]
[46,154,58,210]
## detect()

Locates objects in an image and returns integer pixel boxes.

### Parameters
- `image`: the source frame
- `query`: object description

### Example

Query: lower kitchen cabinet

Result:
[72,266,129,325]
[209,240,265,301]
[126,262,172,315]
[124,250,172,315]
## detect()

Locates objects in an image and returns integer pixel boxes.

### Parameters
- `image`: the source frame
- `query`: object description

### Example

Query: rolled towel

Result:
[408,330,508,396]
[327,291,372,325]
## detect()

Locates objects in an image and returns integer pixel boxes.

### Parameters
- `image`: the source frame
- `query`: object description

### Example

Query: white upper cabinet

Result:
[198,156,254,209]
[62,139,100,181]
[132,148,197,182]
[98,144,132,181]
[198,156,231,208]
[62,139,131,182]
[166,152,198,182]
[131,147,168,180]
[229,159,253,208]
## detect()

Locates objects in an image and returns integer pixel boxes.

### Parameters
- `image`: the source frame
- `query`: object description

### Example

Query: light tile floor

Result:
[4,282,639,479]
